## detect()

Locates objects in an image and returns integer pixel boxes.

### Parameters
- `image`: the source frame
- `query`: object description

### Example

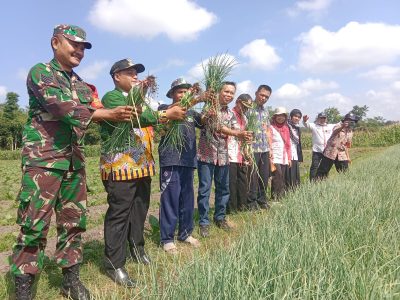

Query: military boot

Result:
[61,264,90,300]
[15,274,35,300]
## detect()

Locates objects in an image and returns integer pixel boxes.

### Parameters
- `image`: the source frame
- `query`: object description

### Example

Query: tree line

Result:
[0,92,397,150]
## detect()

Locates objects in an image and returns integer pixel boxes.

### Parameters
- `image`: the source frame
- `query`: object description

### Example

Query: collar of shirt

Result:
[256,104,264,111]
[49,58,81,81]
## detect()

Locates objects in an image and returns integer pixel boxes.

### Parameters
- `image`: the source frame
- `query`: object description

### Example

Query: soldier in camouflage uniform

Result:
[11,24,137,300]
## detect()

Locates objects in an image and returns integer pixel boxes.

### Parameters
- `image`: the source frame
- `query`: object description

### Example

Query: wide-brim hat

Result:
[53,24,92,49]
[110,58,145,76]
[273,106,288,116]
[166,78,192,98]
[236,94,253,108]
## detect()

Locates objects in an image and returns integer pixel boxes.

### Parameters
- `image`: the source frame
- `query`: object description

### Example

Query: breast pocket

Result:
[75,81,93,105]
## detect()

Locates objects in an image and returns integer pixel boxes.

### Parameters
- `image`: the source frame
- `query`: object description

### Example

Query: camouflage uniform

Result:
[10,58,94,275]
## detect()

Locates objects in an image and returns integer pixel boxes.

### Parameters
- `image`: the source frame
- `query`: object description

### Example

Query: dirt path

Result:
[0,191,213,274]
[0,207,160,274]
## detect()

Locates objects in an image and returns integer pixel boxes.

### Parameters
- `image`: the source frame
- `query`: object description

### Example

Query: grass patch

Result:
[1,145,398,299]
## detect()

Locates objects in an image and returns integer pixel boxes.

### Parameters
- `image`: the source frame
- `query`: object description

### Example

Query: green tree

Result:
[323,107,342,123]
[351,105,369,121]
[360,116,386,128]
[0,92,27,150]
[3,92,20,119]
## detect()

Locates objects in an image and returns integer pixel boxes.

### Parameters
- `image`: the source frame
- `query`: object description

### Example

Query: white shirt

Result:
[290,138,298,161]
[271,126,290,165]
[303,121,336,153]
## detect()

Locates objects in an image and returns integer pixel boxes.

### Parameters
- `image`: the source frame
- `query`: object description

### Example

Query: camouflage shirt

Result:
[21,59,94,170]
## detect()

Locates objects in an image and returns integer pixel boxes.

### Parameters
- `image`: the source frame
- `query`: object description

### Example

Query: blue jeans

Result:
[197,161,229,226]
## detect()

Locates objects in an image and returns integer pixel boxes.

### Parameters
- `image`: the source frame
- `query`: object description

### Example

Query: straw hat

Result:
[273,106,288,116]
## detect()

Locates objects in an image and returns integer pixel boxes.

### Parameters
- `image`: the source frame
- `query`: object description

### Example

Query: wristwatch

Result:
[158,110,168,124]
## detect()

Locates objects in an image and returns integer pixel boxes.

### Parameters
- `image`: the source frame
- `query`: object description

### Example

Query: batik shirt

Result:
[228,107,247,164]
[197,106,235,166]
[323,124,353,161]
[247,104,270,153]
[21,58,94,170]
[100,88,158,181]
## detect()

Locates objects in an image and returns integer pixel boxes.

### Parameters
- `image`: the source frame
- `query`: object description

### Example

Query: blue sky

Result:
[1,0,400,120]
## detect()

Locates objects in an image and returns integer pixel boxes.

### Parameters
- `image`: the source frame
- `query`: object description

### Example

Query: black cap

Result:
[110,58,145,76]
[342,112,359,123]
[317,112,327,118]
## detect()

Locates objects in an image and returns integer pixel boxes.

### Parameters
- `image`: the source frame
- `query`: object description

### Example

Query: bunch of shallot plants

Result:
[201,53,237,139]
[102,75,158,154]
[159,83,202,155]
[243,105,266,191]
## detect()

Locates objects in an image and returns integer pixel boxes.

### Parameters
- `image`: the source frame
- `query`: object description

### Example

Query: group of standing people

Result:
[9,24,357,300]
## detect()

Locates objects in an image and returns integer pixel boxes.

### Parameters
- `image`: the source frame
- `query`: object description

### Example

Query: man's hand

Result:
[237,130,253,141]
[166,105,187,120]
[92,105,138,122]
[342,121,350,128]
[303,115,309,123]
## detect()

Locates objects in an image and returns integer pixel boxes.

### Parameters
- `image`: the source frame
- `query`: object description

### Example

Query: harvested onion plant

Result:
[201,54,237,138]
[159,84,201,155]
[243,107,261,182]
[102,76,157,154]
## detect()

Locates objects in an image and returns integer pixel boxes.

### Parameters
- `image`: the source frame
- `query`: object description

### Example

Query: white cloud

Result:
[187,54,237,82]
[319,92,350,104]
[145,96,161,110]
[17,69,28,81]
[236,80,256,97]
[296,0,332,12]
[299,78,338,91]
[298,22,400,72]
[360,65,400,81]
[149,58,186,74]
[274,78,338,100]
[88,0,217,41]
[239,39,281,71]
[0,86,7,101]
[275,83,308,100]
[317,92,353,114]
[364,89,400,120]
[392,81,400,91]
[79,61,110,81]
[288,0,333,17]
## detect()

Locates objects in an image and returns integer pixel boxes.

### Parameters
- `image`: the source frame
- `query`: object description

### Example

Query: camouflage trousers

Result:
[10,166,87,275]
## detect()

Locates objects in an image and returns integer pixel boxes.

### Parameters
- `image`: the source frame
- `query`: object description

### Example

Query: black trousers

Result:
[247,152,270,207]
[228,162,248,213]
[271,164,290,200]
[102,176,151,270]
[310,151,324,181]
[316,156,349,180]
[288,160,301,188]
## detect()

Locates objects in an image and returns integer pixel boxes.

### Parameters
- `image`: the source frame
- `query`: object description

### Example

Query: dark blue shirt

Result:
[158,104,203,168]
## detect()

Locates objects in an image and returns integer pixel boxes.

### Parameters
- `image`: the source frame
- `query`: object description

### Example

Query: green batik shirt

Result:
[99,88,159,180]
[21,58,95,170]
[99,88,158,140]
